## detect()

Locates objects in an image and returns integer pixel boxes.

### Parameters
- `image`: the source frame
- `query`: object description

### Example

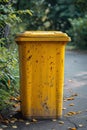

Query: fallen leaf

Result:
[2,119,9,124]
[66,111,82,116]
[68,127,77,130]
[68,127,71,130]
[78,124,83,127]
[66,111,76,116]
[58,121,64,124]
[52,119,57,122]
[64,114,69,117]
[10,120,15,123]
[69,103,75,106]
[62,107,66,110]
[25,122,30,125]
[12,125,18,129]
[16,96,20,101]
[11,118,17,122]
[8,79,11,87]
[10,96,17,101]
[13,103,20,108]
[64,99,67,102]
[68,80,73,82]
[32,119,37,122]
[67,97,74,101]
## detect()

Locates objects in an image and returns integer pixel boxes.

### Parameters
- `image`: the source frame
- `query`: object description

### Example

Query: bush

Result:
[68,15,87,49]
[0,46,19,110]
[0,0,31,111]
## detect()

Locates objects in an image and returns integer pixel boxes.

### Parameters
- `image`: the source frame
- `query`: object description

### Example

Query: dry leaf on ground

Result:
[58,121,64,124]
[25,122,30,125]
[62,107,66,110]
[68,80,73,82]
[52,119,57,122]
[78,124,83,127]
[2,119,9,124]
[69,103,75,106]
[13,103,20,108]
[66,97,74,101]
[32,119,37,122]
[65,111,82,116]
[12,125,18,129]
[68,127,77,130]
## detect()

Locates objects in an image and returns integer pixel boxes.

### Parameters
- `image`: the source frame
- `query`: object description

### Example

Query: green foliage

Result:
[0,3,32,27]
[75,0,87,12]
[68,15,87,49]
[0,0,9,2]
[0,2,21,28]
[18,0,82,31]
[0,0,32,44]
[0,89,12,110]
[0,46,19,110]
[0,47,19,89]
[0,0,32,111]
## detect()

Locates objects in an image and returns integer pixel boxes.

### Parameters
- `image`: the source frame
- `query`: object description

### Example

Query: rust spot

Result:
[56,52,60,55]
[49,56,52,59]
[28,50,30,53]
[42,102,49,110]
[48,56,54,60]
[27,55,32,60]
[36,60,38,63]
[50,62,53,64]
[50,66,52,70]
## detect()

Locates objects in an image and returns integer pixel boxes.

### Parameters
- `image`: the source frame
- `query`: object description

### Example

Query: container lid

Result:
[15,31,71,42]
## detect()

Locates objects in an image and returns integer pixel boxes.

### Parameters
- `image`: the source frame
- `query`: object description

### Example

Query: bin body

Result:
[16,31,70,119]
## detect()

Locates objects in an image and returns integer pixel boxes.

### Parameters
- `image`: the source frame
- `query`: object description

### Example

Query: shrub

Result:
[0,0,31,111]
[68,15,87,49]
[0,46,19,110]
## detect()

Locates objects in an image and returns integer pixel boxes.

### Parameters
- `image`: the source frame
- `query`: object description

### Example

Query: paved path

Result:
[64,50,87,130]
[1,50,87,130]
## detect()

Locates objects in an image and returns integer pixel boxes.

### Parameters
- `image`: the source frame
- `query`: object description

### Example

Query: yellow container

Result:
[16,31,70,119]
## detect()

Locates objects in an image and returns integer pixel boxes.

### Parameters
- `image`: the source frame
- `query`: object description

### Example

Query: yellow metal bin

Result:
[15,31,70,119]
